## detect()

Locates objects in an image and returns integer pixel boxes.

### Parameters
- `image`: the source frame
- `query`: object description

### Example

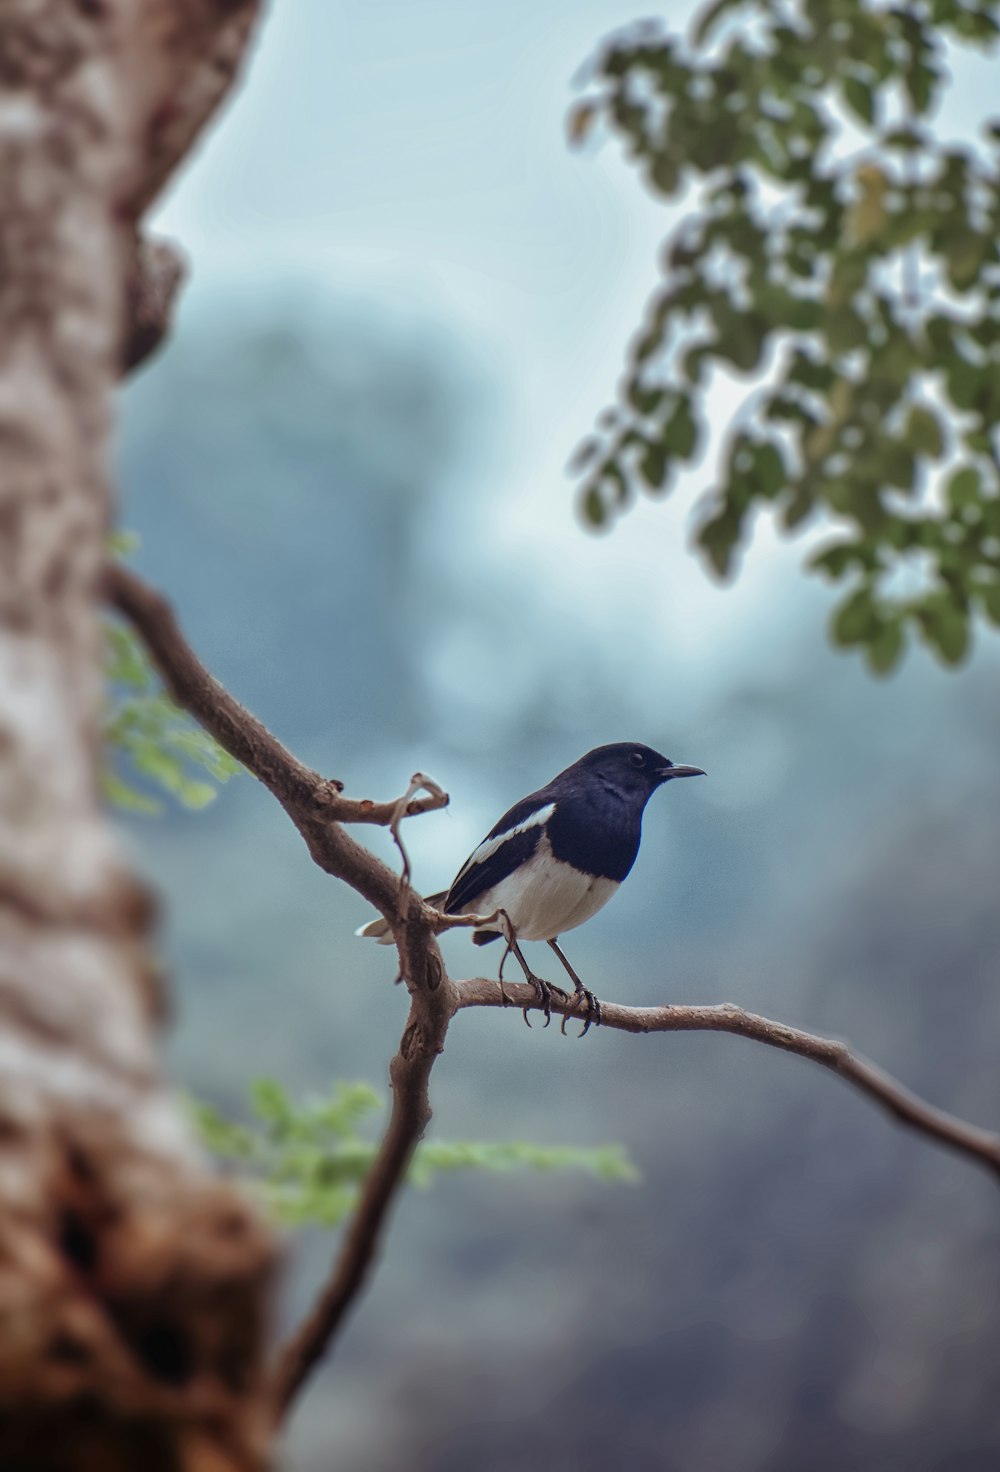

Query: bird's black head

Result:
[572,742,705,799]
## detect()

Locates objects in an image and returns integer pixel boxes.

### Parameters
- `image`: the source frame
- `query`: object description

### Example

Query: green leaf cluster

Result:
[103,617,241,813]
[572,0,1000,673]
[190,1079,638,1228]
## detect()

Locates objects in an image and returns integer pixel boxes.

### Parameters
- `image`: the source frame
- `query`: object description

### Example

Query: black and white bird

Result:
[356,742,704,1033]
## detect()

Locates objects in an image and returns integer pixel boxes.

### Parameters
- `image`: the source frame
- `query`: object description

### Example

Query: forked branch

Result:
[106,565,1000,1431]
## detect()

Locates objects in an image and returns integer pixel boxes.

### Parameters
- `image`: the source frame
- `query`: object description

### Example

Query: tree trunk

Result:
[0,4,273,1467]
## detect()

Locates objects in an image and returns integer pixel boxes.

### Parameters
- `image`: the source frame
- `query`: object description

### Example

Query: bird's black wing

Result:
[443,788,555,916]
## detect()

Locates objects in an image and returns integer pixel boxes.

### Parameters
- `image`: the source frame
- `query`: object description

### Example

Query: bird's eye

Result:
[628,751,645,768]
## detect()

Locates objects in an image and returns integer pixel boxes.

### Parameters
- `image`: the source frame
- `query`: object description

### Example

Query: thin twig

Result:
[456,981,1000,1181]
[348,790,450,825]
[390,771,449,890]
[423,905,501,932]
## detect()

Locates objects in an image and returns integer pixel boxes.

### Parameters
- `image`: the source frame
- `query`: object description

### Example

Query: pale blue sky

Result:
[151,0,801,697]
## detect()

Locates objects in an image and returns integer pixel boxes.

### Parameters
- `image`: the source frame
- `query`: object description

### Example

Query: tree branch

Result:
[105,567,460,1418]
[107,564,1000,1430]
[456,981,1000,1182]
[123,236,187,374]
[269,927,456,1419]
[126,1,265,219]
[104,564,449,836]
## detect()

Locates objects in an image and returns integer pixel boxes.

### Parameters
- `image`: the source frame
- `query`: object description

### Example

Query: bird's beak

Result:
[659,763,705,780]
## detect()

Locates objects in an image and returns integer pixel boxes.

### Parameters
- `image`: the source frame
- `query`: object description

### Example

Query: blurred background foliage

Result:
[117,0,1000,1467]
[572,0,1000,674]
[103,615,242,813]
[191,1078,635,1229]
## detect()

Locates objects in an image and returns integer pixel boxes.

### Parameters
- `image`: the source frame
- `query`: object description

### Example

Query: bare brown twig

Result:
[390,771,449,890]
[105,563,1000,1432]
[456,981,1000,1182]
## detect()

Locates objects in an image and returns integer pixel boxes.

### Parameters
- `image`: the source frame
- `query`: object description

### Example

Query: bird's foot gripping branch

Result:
[107,563,1000,1426]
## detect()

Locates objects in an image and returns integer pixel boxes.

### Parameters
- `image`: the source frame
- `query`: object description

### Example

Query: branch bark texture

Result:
[0,4,271,1468]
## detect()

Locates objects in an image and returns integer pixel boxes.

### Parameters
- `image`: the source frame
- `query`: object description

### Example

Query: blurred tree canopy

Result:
[571,0,1000,674]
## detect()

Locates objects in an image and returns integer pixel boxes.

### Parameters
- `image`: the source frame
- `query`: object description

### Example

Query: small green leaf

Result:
[100,768,163,816]
[832,586,877,647]
[905,58,941,116]
[884,126,927,151]
[105,621,153,691]
[712,311,764,372]
[109,529,141,557]
[251,1079,296,1132]
[649,152,681,195]
[752,441,785,497]
[843,76,876,127]
[627,380,665,415]
[810,540,863,579]
[639,442,670,491]
[581,483,607,527]
[917,595,970,665]
[698,507,741,576]
[867,618,905,675]
[568,437,602,474]
[664,398,698,459]
[781,484,816,530]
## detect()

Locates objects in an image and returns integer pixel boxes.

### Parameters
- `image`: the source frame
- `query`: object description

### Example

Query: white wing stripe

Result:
[457,801,556,879]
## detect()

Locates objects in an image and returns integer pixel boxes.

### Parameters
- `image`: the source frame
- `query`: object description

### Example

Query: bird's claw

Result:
[560,987,602,1038]
[521,976,569,1028]
[578,988,602,1037]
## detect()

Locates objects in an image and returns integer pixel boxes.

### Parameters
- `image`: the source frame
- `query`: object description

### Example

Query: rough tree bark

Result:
[0,4,273,1468]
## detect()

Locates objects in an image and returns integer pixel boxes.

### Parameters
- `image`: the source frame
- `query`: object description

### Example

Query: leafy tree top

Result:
[571,0,1000,673]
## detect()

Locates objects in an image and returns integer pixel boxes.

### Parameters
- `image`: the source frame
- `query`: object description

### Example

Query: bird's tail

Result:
[355,890,448,944]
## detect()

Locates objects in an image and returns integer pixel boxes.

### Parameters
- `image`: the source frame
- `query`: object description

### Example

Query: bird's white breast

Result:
[465,833,619,942]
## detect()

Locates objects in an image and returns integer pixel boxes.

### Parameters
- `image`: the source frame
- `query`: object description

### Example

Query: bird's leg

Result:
[547,938,602,1037]
[497,911,567,1028]
[510,938,570,1028]
[495,912,516,1008]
